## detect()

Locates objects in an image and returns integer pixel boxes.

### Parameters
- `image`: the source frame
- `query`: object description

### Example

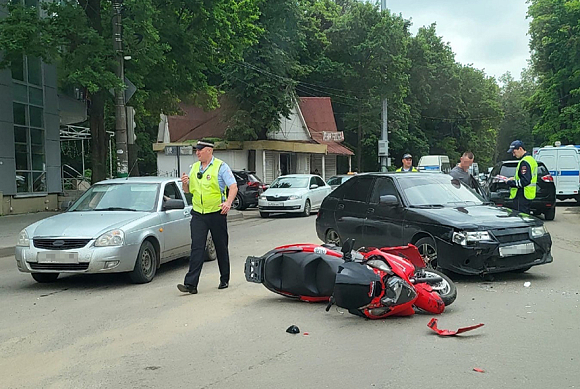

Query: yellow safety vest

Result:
[509,155,537,200]
[189,158,226,213]
[396,167,418,172]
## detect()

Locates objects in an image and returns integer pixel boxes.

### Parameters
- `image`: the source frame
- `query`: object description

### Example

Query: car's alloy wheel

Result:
[232,194,245,211]
[416,237,438,269]
[204,233,217,262]
[129,240,157,284]
[325,229,341,246]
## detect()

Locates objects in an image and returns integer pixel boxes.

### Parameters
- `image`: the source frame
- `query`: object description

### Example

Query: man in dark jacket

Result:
[506,140,538,214]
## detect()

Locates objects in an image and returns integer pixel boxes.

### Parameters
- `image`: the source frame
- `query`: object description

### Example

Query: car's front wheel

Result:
[416,236,438,269]
[31,273,59,283]
[129,240,157,284]
[302,200,311,217]
[232,194,246,211]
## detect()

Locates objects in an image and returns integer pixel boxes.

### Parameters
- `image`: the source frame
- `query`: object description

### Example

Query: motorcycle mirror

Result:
[341,239,355,261]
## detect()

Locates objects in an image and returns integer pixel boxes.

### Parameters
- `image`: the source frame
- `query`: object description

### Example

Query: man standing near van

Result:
[506,140,537,214]
[450,152,478,190]
[396,154,418,172]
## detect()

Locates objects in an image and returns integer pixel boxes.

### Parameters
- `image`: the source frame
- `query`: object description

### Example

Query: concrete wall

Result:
[0,66,17,197]
[44,63,62,193]
[2,194,59,215]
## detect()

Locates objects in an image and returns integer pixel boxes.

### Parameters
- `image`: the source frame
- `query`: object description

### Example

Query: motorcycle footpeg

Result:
[244,256,264,283]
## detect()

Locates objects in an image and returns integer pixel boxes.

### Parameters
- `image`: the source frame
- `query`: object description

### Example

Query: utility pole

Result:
[378,0,389,172]
[112,0,128,177]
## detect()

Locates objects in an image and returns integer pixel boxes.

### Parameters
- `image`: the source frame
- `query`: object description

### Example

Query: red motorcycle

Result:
[245,239,457,319]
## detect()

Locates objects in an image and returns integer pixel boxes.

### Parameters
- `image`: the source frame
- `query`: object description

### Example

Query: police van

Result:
[417,155,451,173]
[534,145,580,201]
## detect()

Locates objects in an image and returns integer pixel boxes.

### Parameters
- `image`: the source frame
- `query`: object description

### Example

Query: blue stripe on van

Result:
[548,170,579,176]
[423,166,440,171]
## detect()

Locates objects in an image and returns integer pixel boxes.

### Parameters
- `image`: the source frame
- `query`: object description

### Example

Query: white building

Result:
[154,97,353,183]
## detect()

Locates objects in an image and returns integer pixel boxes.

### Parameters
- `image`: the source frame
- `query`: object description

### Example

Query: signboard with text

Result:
[322,131,344,142]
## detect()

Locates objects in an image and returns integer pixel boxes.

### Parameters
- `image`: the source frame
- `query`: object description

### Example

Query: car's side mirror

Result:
[61,200,73,211]
[310,184,319,189]
[379,195,399,206]
[163,198,185,210]
[341,238,354,254]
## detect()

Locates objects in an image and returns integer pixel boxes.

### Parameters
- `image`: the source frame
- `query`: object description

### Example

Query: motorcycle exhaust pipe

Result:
[411,276,443,285]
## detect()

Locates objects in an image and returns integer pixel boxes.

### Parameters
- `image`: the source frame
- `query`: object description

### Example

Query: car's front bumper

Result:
[436,234,553,275]
[258,198,305,213]
[15,242,141,274]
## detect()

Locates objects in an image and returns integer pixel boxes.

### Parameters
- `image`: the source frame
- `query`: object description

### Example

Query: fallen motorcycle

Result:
[245,239,457,319]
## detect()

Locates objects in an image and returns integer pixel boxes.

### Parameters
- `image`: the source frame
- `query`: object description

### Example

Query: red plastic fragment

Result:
[427,318,484,336]
[473,368,485,373]
[303,332,309,336]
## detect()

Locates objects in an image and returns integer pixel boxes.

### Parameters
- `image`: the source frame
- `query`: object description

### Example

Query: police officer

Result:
[506,140,537,214]
[177,140,238,294]
[396,153,418,172]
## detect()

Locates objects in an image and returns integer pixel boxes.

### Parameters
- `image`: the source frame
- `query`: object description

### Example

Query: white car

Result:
[258,174,332,217]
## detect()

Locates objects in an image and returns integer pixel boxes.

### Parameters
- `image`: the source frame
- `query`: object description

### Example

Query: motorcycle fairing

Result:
[333,262,380,310]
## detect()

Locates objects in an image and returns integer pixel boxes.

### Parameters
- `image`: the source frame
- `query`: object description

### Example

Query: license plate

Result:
[499,243,535,257]
[268,202,282,206]
[37,252,79,263]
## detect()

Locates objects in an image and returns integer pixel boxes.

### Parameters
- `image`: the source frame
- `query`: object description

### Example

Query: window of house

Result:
[12,55,45,194]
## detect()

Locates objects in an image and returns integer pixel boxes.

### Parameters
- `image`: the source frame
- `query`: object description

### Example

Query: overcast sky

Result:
[382,0,531,80]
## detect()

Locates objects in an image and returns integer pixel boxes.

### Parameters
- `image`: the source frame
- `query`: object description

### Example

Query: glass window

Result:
[29,87,43,106]
[14,126,27,143]
[11,56,25,81]
[27,56,42,86]
[69,183,159,212]
[270,176,309,189]
[25,0,39,8]
[343,176,374,203]
[13,103,27,125]
[14,84,28,103]
[309,177,317,188]
[16,172,31,193]
[32,172,46,192]
[397,175,484,206]
[163,182,182,200]
[327,177,340,186]
[499,165,517,178]
[315,176,325,187]
[370,178,398,204]
[30,128,43,145]
[15,144,29,170]
[29,106,43,128]
[31,146,45,170]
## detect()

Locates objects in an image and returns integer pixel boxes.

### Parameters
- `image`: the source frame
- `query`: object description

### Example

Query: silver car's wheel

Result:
[302,200,311,217]
[129,240,157,284]
[325,229,341,246]
[204,233,217,262]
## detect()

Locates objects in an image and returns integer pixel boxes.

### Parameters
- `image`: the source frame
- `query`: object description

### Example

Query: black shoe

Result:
[218,282,229,290]
[177,284,198,294]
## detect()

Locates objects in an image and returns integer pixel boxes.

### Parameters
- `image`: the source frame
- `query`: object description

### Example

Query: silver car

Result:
[15,177,215,284]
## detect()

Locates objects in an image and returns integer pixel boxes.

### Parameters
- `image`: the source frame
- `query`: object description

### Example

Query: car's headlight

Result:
[259,195,267,200]
[452,231,493,246]
[16,230,30,247]
[95,229,125,247]
[288,195,302,200]
[531,225,547,238]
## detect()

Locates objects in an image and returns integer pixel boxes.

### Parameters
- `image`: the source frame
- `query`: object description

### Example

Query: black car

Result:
[315,173,553,275]
[231,170,267,210]
[481,160,556,220]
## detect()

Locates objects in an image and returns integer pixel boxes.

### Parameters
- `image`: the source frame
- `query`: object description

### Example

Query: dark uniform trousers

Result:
[513,193,531,215]
[184,210,230,287]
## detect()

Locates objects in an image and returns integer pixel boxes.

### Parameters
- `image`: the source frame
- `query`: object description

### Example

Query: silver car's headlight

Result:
[452,231,493,246]
[531,225,547,238]
[259,195,267,200]
[16,229,30,247]
[288,195,302,200]
[95,229,125,247]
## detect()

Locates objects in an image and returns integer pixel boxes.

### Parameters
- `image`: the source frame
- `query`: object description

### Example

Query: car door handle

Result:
[338,203,345,210]
[367,208,375,214]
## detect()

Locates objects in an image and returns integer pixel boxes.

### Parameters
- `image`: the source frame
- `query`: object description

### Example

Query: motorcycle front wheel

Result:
[421,269,457,306]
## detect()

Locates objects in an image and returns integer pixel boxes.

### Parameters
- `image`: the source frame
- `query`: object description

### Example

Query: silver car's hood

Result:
[263,187,309,197]
[28,211,150,238]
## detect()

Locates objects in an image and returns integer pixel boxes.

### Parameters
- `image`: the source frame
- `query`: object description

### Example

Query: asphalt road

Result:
[1,205,579,389]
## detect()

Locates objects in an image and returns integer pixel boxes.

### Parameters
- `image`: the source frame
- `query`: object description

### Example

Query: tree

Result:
[528,0,580,145]
[0,0,260,182]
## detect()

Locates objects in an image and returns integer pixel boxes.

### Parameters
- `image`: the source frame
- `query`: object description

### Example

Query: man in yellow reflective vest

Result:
[177,140,238,294]
[395,153,418,172]
[506,140,537,214]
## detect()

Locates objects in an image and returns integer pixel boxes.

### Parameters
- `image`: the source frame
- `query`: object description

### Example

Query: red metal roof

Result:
[298,97,354,156]
[167,100,235,142]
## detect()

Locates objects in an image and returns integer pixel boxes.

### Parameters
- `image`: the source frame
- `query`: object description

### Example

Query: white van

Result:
[417,155,451,173]
[535,145,580,200]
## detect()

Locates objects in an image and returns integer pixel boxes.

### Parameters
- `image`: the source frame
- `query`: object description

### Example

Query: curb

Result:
[0,247,14,259]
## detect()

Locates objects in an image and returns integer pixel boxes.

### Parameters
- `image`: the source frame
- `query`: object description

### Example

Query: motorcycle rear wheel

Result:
[421,269,457,306]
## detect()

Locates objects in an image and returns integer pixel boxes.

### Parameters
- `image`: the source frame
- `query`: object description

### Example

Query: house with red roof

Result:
[154,97,353,183]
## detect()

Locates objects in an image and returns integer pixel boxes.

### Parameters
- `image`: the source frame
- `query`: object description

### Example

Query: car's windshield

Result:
[398,175,485,206]
[69,183,159,212]
[269,177,309,189]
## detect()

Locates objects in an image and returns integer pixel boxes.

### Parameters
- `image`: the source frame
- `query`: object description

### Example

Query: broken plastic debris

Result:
[473,368,485,373]
[286,325,300,334]
[303,332,309,336]
[427,318,484,336]
[524,282,531,288]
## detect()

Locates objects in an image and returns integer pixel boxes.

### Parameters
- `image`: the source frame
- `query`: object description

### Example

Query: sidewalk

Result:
[0,209,244,258]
